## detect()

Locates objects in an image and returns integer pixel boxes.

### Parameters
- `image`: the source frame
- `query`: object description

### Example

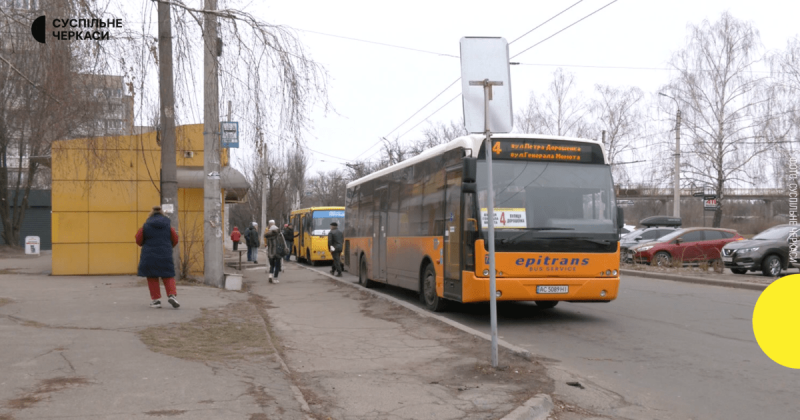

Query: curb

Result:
[501,394,554,420]
[620,269,768,291]
[294,263,553,419]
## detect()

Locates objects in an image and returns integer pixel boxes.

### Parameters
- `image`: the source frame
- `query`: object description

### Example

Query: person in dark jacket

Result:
[231,226,241,251]
[135,206,180,309]
[328,221,344,277]
[245,223,259,263]
[264,220,285,283]
[282,223,294,262]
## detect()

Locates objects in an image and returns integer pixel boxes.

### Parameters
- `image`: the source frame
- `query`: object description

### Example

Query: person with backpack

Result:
[264,220,287,283]
[230,226,241,251]
[135,206,180,309]
[245,223,259,264]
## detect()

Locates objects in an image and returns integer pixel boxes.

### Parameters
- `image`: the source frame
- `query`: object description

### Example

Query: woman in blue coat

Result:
[135,206,180,309]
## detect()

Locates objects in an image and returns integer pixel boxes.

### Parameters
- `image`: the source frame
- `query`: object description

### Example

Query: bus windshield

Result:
[476,160,618,250]
[311,210,345,236]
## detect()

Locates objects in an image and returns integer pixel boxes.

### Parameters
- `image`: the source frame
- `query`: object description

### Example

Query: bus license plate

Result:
[536,286,568,294]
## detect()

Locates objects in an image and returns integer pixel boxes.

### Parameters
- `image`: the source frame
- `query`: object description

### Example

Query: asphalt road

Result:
[308,264,800,420]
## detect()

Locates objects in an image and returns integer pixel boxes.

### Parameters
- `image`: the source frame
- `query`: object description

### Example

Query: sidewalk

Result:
[243,261,552,419]
[0,251,556,420]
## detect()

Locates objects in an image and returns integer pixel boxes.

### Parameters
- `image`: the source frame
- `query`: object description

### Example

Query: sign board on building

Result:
[460,37,513,133]
[25,236,40,255]
[704,198,719,211]
[221,121,239,148]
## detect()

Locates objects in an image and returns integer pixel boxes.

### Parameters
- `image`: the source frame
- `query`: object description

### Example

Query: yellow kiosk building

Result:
[50,124,248,276]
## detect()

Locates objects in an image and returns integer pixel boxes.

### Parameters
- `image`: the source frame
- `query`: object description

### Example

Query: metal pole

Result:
[203,0,223,287]
[674,110,681,219]
[483,80,499,368]
[261,142,267,249]
[157,0,181,277]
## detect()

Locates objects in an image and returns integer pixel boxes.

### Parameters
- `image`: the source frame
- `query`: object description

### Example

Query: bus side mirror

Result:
[463,158,477,183]
[617,207,624,229]
[462,182,477,194]
[466,218,478,232]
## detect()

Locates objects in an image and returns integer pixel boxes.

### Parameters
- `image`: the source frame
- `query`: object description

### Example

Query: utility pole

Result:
[157,0,180,277]
[659,92,681,219]
[261,142,267,243]
[203,0,223,287]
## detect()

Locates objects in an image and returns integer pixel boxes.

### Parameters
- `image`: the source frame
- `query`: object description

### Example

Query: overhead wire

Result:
[356,1,612,162]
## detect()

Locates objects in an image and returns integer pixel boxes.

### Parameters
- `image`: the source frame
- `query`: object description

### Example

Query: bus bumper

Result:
[460,271,619,303]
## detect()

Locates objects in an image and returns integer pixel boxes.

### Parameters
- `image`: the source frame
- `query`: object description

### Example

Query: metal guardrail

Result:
[616,187,786,198]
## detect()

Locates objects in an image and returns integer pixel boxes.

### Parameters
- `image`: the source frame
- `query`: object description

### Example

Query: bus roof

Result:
[347,133,607,189]
[290,206,345,215]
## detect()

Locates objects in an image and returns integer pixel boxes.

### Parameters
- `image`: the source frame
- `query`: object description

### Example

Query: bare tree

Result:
[307,169,346,207]
[591,85,644,185]
[663,12,772,227]
[0,0,113,247]
[515,68,591,138]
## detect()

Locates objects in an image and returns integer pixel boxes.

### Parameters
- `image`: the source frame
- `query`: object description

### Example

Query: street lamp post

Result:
[659,92,681,219]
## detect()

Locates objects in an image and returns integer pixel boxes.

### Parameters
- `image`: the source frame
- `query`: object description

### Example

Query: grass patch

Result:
[137,302,273,363]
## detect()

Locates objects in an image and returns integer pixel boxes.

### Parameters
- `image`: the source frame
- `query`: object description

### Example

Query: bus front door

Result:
[372,187,388,281]
[443,168,463,301]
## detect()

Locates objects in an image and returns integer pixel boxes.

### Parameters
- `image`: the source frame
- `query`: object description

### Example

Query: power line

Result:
[355,1,596,160]
[354,78,460,159]
[511,0,620,60]
[509,0,585,44]
[294,27,459,58]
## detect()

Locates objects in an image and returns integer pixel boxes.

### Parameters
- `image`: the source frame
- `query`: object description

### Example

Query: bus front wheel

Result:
[421,263,447,312]
[534,301,559,309]
[359,257,374,288]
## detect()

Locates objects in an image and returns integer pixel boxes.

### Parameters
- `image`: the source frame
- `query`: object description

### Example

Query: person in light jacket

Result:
[264,220,285,283]
[135,206,180,309]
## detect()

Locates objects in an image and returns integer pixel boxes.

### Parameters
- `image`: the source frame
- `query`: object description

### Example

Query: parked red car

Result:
[628,227,744,267]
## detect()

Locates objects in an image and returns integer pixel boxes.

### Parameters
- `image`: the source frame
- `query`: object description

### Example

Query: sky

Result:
[117,0,800,176]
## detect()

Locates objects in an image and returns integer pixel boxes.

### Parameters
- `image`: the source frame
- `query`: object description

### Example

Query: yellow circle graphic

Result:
[752,274,800,369]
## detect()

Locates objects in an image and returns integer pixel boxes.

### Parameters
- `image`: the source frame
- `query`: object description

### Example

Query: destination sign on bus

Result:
[484,139,602,163]
[481,208,527,229]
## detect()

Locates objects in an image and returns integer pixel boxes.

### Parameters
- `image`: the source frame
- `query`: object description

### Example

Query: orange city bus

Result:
[290,207,345,265]
[343,134,623,311]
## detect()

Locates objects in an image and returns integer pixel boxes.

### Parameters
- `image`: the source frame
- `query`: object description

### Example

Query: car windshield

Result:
[753,226,793,240]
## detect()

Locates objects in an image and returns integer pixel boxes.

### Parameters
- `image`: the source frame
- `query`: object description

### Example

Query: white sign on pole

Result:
[25,236,40,255]
[460,37,513,133]
[221,121,239,148]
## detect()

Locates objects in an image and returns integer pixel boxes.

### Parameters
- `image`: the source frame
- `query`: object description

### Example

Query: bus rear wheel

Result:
[359,257,374,288]
[534,301,559,309]
[421,263,447,312]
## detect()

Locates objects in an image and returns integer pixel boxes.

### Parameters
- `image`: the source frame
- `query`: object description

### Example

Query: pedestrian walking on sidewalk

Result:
[135,206,180,309]
[264,220,286,283]
[282,223,294,262]
[231,226,241,251]
[328,221,344,277]
[245,223,259,264]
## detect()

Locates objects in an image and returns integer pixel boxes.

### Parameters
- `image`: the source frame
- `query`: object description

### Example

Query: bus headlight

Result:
[611,270,617,276]
[496,290,502,297]
[483,269,489,276]
[605,270,611,276]
[600,290,607,297]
